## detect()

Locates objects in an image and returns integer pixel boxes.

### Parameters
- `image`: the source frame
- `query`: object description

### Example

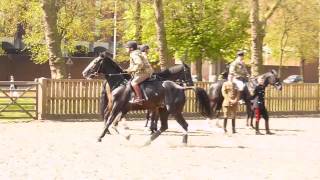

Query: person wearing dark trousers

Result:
[222,75,240,134]
[251,77,274,135]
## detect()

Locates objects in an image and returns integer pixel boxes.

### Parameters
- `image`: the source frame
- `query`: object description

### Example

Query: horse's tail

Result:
[162,81,212,117]
[192,87,212,118]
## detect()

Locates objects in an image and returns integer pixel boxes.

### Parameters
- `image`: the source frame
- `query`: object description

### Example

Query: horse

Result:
[208,69,282,130]
[99,61,195,133]
[82,53,212,145]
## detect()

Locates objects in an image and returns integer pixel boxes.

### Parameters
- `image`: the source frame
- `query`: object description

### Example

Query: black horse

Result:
[83,53,212,145]
[208,69,282,129]
[99,61,194,133]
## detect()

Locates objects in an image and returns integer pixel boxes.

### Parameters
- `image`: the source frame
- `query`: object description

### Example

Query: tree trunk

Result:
[42,0,66,79]
[153,0,173,70]
[250,0,264,77]
[250,0,282,77]
[279,31,288,79]
[318,31,320,83]
[300,58,305,82]
[195,57,202,81]
[134,0,142,43]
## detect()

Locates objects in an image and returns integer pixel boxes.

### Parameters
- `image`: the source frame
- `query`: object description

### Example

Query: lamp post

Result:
[113,0,117,60]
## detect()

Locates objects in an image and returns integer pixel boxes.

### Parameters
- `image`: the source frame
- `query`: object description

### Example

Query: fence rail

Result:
[36,79,320,120]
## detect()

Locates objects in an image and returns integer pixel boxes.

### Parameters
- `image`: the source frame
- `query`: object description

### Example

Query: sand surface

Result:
[0,117,319,180]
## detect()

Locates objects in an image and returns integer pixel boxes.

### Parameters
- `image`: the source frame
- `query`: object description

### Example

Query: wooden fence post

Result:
[38,78,48,120]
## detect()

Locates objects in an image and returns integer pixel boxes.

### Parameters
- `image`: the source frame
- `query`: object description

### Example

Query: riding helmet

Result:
[125,41,138,50]
[140,44,150,52]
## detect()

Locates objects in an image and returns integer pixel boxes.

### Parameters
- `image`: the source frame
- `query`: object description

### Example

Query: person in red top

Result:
[251,76,274,135]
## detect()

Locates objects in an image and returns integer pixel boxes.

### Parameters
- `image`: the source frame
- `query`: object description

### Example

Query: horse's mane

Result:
[102,56,125,73]
[155,64,186,79]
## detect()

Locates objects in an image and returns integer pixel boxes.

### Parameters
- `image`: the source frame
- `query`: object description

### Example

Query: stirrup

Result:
[129,98,144,105]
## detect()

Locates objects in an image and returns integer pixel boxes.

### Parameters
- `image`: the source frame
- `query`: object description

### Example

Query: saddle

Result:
[128,78,162,102]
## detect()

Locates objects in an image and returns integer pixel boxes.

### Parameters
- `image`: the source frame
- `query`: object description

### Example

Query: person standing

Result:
[221,75,240,133]
[251,76,273,135]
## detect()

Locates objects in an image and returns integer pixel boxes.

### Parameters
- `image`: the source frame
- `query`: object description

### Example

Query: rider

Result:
[125,41,154,104]
[229,50,250,104]
[140,44,150,59]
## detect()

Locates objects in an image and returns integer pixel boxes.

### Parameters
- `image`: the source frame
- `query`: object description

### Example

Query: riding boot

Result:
[232,119,236,133]
[131,85,144,104]
[255,121,263,135]
[265,119,274,135]
[223,118,227,133]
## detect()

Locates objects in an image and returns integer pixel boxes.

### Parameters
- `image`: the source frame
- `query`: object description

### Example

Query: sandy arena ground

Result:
[0,117,319,180]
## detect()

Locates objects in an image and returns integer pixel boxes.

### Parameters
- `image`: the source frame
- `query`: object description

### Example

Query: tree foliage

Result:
[266,0,319,63]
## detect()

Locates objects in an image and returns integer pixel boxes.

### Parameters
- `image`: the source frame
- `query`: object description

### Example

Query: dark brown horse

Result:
[99,61,194,133]
[83,53,212,145]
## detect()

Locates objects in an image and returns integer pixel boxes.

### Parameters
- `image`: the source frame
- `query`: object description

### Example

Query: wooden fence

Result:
[37,79,320,120]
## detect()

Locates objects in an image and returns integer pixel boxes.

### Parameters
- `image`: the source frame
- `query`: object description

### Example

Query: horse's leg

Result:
[97,111,111,142]
[145,110,150,127]
[215,110,221,128]
[144,108,169,146]
[112,112,131,140]
[150,109,159,133]
[174,112,188,145]
[98,104,121,142]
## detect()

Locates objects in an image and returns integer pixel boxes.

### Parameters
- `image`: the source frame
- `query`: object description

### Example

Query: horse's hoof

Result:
[182,143,188,147]
[143,140,151,147]
[125,134,131,141]
[266,132,274,135]
[256,132,263,135]
[97,138,102,142]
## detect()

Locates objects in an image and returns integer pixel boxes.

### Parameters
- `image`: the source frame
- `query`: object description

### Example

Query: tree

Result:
[250,0,282,76]
[134,0,142,43]
[265,0,319,80]
[153,0,173,70]
[264,3,297,78]
[42,0,67,79]
[166,0,250,80]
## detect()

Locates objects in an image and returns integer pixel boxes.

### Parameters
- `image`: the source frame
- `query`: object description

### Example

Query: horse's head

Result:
[82,56,104,79]
[261,69,282,90]
[182,63,194,86]
[82,51,124,79]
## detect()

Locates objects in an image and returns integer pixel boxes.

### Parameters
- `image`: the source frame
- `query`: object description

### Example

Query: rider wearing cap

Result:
[228,51,250,104]
[125,41,154,104]
[140,44,150,59]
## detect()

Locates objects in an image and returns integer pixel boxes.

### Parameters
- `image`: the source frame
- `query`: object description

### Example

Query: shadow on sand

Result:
[169,145,248,149]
